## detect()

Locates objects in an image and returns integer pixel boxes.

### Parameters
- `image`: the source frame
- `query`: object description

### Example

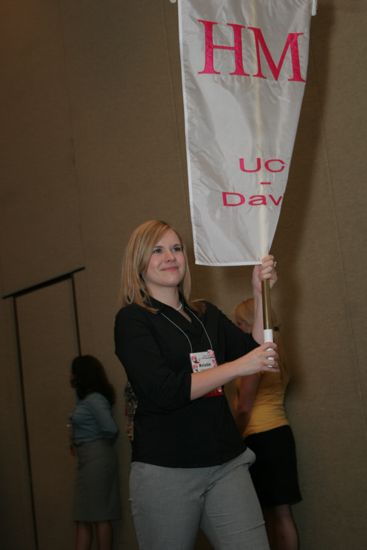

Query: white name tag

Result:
[190,349,223,397]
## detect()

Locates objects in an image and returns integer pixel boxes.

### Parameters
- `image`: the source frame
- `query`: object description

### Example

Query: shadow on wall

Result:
[271,1,335,391]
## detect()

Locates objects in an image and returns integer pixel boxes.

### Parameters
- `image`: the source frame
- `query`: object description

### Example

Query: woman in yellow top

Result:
[232,298,301,550]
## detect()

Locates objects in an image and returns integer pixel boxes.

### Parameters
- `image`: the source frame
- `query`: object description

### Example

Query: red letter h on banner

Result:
[198,20,249,76]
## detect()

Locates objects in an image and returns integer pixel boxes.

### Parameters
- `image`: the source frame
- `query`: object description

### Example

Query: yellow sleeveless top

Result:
[241,363,289,437]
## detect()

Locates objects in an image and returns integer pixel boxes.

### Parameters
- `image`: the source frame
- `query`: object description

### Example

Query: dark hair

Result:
[70,355,115,405]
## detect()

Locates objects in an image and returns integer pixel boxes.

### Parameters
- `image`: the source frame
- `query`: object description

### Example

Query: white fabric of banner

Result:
[178,0,313,265]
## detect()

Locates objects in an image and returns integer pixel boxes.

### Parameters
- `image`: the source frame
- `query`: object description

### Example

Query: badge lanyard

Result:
[160,307,213,353]
[160,307,222,397]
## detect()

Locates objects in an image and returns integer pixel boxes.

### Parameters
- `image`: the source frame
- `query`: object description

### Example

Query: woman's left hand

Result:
[252,255,277,295]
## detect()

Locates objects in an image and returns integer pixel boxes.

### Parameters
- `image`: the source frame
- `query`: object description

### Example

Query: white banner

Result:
[178,0,314,265]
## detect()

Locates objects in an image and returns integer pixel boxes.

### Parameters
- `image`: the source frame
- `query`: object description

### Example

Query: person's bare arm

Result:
[190,342,277,400]
[251,255,277,344]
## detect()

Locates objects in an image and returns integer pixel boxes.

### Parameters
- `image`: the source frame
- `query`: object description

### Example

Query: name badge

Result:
[190,349,223,397]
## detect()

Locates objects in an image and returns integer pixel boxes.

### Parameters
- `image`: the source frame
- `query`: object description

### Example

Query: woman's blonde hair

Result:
[234,298,255,327]
[118,220,195,311]
[234,298,278,328]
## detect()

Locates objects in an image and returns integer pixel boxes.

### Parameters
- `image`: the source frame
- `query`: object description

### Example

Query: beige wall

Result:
[1,1,367,548]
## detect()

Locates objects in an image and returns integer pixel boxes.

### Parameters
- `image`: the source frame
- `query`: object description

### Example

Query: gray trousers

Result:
[129,448,270,550]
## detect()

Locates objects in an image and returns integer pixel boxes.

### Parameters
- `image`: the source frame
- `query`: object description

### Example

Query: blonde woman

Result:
[114,220,278,550]
[232,299,301,550]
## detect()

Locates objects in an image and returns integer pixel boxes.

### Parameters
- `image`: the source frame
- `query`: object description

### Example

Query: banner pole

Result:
[262,279,273,343]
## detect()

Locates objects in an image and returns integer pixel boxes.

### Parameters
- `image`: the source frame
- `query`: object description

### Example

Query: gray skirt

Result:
[73,439,121,522]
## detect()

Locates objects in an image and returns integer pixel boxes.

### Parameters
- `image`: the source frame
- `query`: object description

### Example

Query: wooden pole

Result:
[262,279,273,342]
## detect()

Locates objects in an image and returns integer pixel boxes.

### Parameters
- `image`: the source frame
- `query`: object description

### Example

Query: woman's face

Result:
[143,229,186,296]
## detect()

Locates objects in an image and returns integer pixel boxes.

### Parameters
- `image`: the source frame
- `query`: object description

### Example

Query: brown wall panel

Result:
[0,300,36,549]
[1,0,367,549]
[17,280,78,549]
[0,0,83,295]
